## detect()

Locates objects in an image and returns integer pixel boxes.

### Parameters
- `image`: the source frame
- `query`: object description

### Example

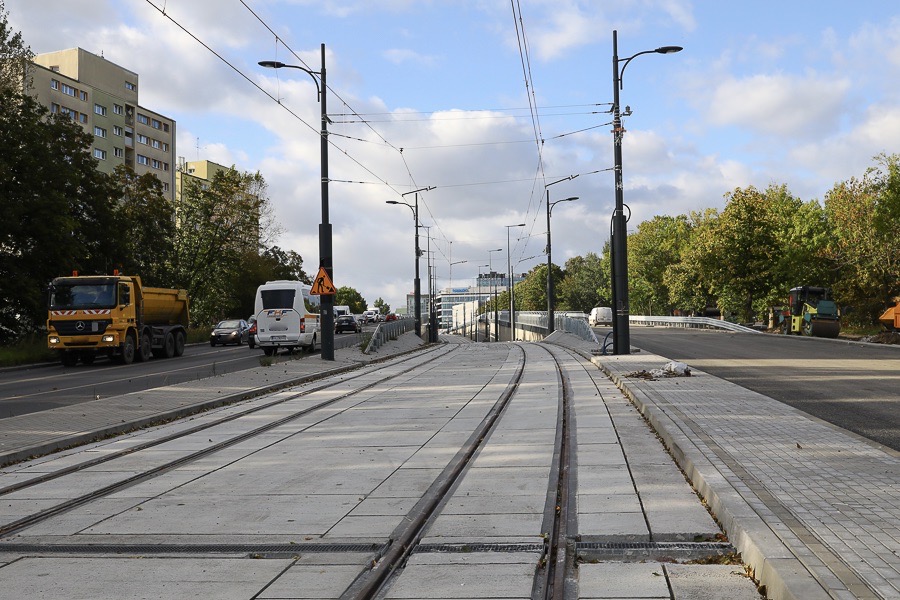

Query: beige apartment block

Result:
[29,48,176,200]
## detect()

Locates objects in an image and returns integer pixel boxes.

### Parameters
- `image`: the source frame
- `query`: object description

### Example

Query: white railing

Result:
[629,315,762,334]
[363,317,416,354]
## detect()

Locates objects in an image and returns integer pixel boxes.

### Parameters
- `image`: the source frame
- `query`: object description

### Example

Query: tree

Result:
[373,297,391,315]
[263,246,310,283]
[824,153,900,324]
[110,165,175,286]
[0,90,118,341]
[557,251,609,312]
[170,168,274,324]
[335,286,367,314]
[0,0,33,95]
[627,215,692,315]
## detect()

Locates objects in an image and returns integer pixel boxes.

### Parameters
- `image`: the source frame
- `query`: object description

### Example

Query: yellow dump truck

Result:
[880,302,900,331]
[47,273,189,366]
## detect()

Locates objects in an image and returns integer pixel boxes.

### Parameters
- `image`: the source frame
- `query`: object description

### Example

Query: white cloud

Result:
[382,48,439,66]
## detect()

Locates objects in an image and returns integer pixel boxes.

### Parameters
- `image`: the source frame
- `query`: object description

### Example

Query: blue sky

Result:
[9,1,900,310]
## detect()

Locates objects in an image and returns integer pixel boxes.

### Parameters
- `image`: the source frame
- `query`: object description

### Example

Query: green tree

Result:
[335,286,367,314]
[557,251,609,312]
[0,90,117,341]
[663,209,717,314]
[0,0,33,95]
[263,246,310,283]
[171,167,273,324]
[628,215,692,315]
[824,153,900,323]
[373,297,391,315]
[111,165,175,286]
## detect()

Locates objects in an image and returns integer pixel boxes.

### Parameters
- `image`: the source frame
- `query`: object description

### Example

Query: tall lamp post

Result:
[546,194,578,333]
[610,30,682,355]
[259,43,335,360]
[487,248,502,341]
[386,186,433,339]
[477,264,490,341]
[505,223,525,341]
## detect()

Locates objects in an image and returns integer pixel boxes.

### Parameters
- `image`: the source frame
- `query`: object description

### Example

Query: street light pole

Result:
[387,186,433,339]
[488,248,502,341]
[259,43,335,360]
[610,30,682,355]
[545,191,578,334]
[506,223,525,341]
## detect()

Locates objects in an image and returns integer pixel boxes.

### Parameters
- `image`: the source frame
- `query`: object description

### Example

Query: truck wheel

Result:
[79,352,96,365]
[118,333,136,365]
[173,331,185,357]
[137,331,152,362]
[263,347,275,357]
[248,336,255,349]
[163,332,176,358]
[61,351,78,367]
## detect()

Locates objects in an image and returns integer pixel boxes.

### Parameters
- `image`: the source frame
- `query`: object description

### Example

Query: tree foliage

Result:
[335,286,367,314]
[0,0,32,95]
[373,297,391,315]
[557,251,609,312]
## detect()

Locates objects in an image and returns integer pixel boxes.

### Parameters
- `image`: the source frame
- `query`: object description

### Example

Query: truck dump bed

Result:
[143,287,189,327]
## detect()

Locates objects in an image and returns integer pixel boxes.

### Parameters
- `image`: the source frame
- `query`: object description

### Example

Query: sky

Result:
[8,1,900,311]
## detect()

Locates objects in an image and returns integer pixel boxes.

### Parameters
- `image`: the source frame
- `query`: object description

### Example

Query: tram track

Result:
[0,344,457,538]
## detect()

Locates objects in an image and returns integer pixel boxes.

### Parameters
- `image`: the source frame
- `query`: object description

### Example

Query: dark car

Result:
[210,319,250,346]
[247,316,257,349]
[335,315,362,334]
[384,313,398,322]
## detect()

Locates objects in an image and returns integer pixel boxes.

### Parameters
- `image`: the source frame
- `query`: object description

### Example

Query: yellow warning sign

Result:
[310,267,336,295]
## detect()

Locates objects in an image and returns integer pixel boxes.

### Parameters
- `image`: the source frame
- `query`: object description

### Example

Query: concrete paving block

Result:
[579,510,649,540]
[577,561,670,599]
[348,496,419,517]
[324,514,399,538]
[422,512,544,540]
[451,466,551,496]
[574,427,620,444]
[440,493,546,515]
[0,556,293,600]
[576,442,627,466]
[9,497,143,536]
[406,551,540,566]
[257,563,366,598]
[665,564,761,599]
[471,444,554,468]
[384,560,536,598]
[577,493,643,514]
[368,468,445,498]
[577,467,636,496]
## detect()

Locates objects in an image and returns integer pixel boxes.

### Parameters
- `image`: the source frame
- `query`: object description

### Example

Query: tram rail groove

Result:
[0,345,459,538]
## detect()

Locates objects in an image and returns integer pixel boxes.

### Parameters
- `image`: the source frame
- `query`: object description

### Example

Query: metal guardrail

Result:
[363,318,416,354]
[629,315,762,334]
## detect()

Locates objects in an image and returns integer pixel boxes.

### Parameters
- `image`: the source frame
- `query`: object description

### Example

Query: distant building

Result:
[406,271,526,331]
[28,48,176,199]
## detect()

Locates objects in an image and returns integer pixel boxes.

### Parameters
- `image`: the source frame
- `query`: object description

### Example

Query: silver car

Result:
[210,319,250,346]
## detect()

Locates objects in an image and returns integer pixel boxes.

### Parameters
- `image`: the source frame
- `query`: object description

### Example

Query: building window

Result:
[114,147,124,158]
[137,134,149,145]
[151,139,161,149]
[60,106,75,120]
[151,118,161,129]
[50,103,60,113]
[163,182,170,192]
[93,126,107,138]
[125,81,136,91]
[163,123,170,133]
[93,148,107,160]
[79,113,87,124]
[79,90,88,101]
[50,79,59,90]
[94,103,107,116]
[50,66,60,72]
[61,83,76,97]
[151,159,161,169]
[113,125,123,136]
[162,162,169,172]
[113,104,123,115]
[136,154,150,166]
[137,113,149,125]
[162,142,169,152]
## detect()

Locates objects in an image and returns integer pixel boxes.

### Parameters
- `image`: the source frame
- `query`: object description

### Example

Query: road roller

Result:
[779,286,841,338]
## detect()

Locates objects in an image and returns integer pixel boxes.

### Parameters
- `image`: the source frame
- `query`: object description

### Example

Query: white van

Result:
[333,305,351,318]
[254,280,321,355]
[589,306,613,326]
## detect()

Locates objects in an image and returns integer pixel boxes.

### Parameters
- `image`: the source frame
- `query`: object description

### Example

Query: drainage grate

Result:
[0,542,386,555]
[415,543,545,554]
[576,541,736,562]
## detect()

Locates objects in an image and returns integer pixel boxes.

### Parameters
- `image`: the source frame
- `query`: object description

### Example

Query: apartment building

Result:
[29,48,176,200]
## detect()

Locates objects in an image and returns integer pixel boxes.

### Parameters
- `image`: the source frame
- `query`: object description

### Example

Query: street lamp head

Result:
[655,45,683,54]
[386,200,400,205]
[563,196,579,202]
[258,60,286,69]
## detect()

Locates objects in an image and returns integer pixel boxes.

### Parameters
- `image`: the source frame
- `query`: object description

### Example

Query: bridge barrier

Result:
[363,317,416,354]
[629,315,762,334]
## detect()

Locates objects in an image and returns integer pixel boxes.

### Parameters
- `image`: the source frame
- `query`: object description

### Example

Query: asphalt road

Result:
[0,330,367,420]
[602,325,900,452]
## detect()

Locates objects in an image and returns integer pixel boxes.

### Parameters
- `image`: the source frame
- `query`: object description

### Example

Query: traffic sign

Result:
[310,267,336,295]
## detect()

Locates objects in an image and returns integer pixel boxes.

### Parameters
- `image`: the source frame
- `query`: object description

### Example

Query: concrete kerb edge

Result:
[590,356,831,600]
[0,342,433,468]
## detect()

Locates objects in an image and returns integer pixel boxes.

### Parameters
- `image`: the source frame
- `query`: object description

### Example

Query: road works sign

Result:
[310,267,336,295]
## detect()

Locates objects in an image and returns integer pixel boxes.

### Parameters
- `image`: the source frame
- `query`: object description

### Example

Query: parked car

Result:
[384,313,398,322]
[247,316,257,349]
[363,310,379,323]
[210,319,250,346]
[335,315,362,334]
